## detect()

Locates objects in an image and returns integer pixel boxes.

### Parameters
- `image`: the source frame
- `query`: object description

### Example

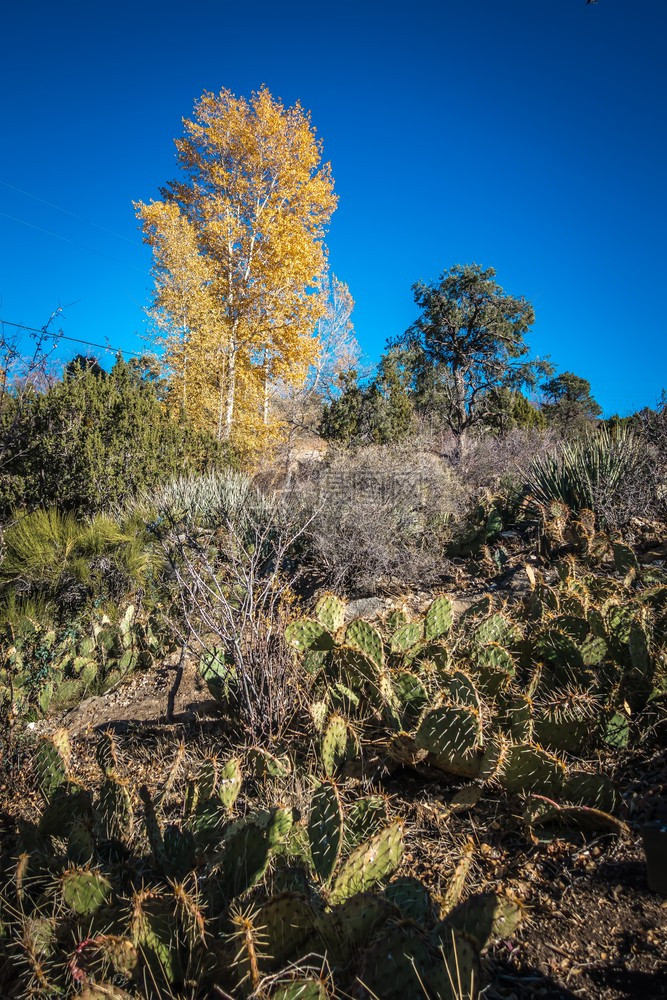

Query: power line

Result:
[0,178,144,248]
[0,210,146,273]
[0,317,150,359]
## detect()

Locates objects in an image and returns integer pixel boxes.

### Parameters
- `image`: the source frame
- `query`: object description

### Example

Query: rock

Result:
[344,596,388,621]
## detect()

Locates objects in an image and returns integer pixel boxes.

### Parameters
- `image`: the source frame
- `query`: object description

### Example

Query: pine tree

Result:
[0,357,228,515]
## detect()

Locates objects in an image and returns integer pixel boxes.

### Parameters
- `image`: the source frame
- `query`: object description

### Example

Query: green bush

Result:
[0,356,233,516]
[0,508,157,613]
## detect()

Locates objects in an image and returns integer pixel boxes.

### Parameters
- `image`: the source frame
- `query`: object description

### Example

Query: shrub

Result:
[434,425,560,493]
[0,357,232,517]
[292,442,467,593]
[156,490,308,741]
[0,508,155,615]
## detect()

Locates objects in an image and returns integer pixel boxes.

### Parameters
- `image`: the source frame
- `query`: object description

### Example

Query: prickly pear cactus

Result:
[247,746,291,780]
[253,891,315,968]
[390,620,424,654]
[34,730,70,800]
[330,820,403,903]
[563,770,618,813]
[344,795,389,853]
[436,891,521,950]
[416,704,482,764]
[308,779,344,884]
[199,646,238,703]
[285,619,334,653]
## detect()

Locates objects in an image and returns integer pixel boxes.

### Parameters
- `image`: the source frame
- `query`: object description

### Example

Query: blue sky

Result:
[0,0,665,416]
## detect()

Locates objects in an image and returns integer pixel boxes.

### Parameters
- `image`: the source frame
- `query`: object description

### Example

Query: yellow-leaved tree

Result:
[136,86,337,462]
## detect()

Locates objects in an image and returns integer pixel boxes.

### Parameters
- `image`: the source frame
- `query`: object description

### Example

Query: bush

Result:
[432,425,560,493]
[155,488,308,741]
[520,425,653,529]
[0,508,155,615]
[0,357,232,517]
[292,442,467,593]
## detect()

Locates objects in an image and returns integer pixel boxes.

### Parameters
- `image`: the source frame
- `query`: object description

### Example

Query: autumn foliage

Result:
[136,87,337,463]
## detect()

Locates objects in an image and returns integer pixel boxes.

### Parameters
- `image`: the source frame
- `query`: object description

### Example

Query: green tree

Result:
[0,356,231,516]
[485,388,547,434]
[542,371,602,433]
[394,263,551,435]
[367,352,414,443]
[319,370,364,444]
[320,355,413,446]
[63,355,106,380]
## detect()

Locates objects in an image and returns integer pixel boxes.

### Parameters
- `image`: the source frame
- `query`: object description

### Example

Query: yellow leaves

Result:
[136,86,336,462]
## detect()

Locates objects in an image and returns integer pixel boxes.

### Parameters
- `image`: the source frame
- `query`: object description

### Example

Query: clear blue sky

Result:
[1,0,665,416]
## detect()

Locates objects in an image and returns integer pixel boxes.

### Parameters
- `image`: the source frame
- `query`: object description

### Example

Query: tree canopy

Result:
[136,87,337,462]
[393,263,551,435]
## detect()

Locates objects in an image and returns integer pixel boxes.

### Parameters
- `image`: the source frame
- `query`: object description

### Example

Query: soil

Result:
[388,757,667,1000]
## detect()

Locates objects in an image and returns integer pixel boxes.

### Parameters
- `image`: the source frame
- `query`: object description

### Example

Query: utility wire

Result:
[0,178,144,248]
[0,210,146,273]
[0,318,149,359]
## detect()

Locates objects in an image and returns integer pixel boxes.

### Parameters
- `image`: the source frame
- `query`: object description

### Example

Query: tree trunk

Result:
[262,353,270,426]
[221,339,236,440]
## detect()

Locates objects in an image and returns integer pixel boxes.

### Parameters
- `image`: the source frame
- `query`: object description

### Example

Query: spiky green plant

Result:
[520,425,643,527]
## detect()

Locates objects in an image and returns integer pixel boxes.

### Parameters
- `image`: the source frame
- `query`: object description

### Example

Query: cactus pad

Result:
[218,756,242,810]
[330,820,403,903]
[345,619,384,671]
[308,779,344,884]
[315,593,346,633]
[61,869,112,915]
[247,747,291,779]
[390,620,424,654]
[437,891,521,950]
[285,619,335,653]
[424,595,454,640]
[416,704,482,760]
[500,743,566,797]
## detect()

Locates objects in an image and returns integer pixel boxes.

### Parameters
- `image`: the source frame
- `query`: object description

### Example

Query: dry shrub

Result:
[156,493,310,742]
[424,425,561,492]
[292,442,467,594]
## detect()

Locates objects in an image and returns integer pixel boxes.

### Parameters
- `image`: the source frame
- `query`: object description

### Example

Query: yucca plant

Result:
[520,425,643,527]
[131,469,270,530]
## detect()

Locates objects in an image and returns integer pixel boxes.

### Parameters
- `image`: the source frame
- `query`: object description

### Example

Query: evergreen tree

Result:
[484,388,547,433]
[320,357,413,446]
[393,263,551,435]
[542,371,602,433]
[0,356,231,516]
